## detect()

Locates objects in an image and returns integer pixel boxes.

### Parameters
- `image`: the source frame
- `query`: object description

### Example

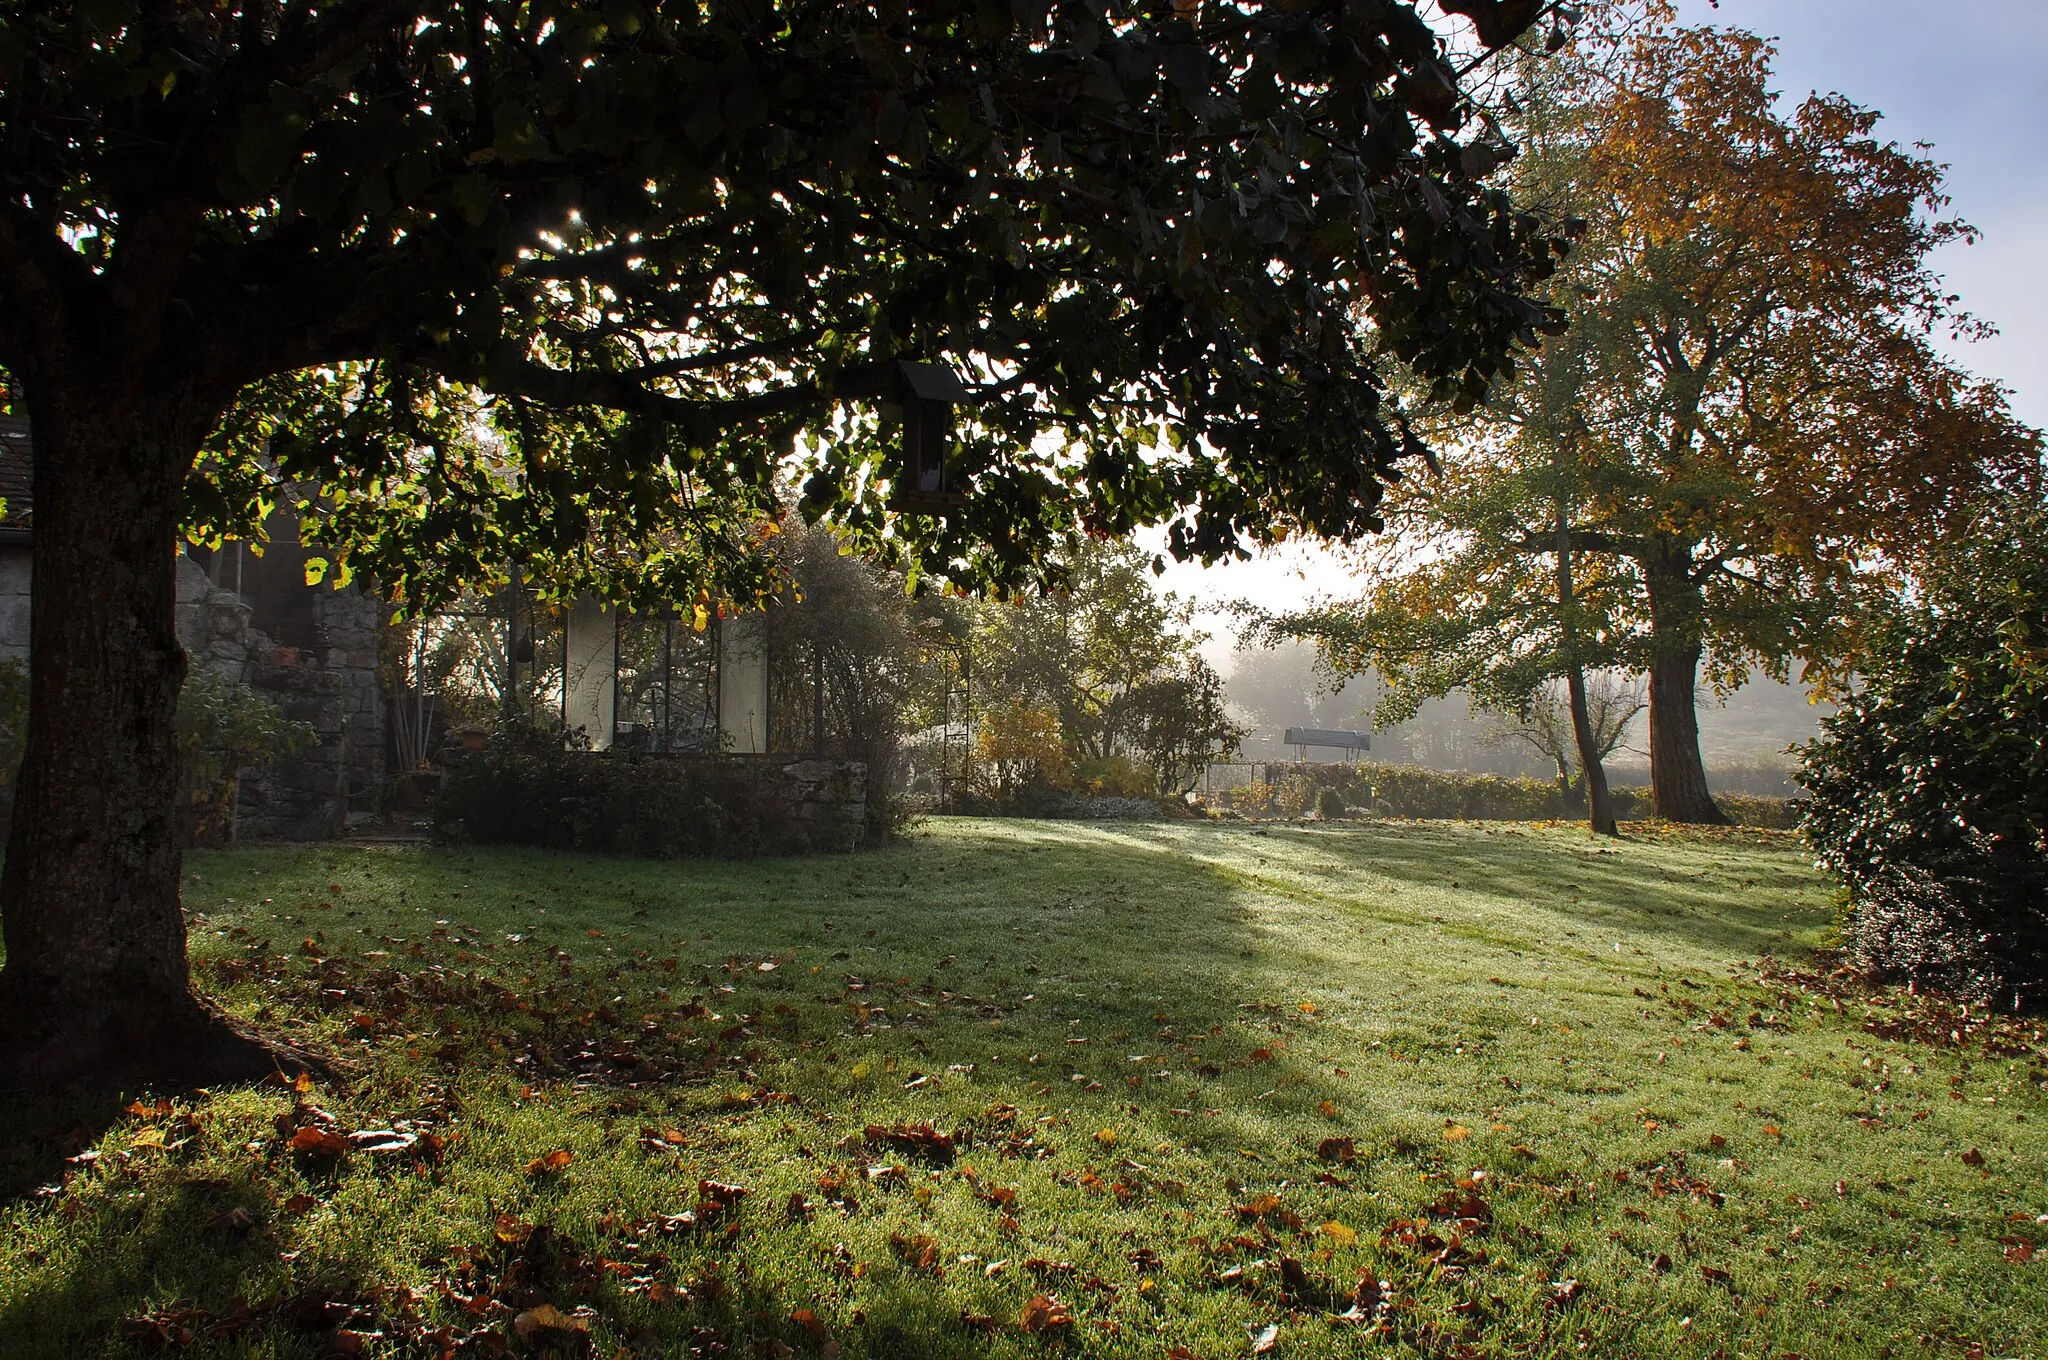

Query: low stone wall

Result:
[436,741,870,857]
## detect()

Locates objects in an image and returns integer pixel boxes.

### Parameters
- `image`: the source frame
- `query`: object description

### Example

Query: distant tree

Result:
[1256,10,2041,828]
[970,539,1243,796]
[0,0,1564,1083]
[1481,672,1643,797]
[974,701,1071,801]
[766,517,930,842]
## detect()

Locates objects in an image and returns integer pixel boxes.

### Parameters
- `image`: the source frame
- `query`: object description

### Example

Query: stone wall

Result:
[766,756,869,853]
[175,551,386,840]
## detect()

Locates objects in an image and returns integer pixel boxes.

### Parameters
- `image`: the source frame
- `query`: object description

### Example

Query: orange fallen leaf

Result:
[526,1149,574,1176]
[287,1127,348,1157]
[1020,1294,1072,1334]
[1443,1123,1471,1142]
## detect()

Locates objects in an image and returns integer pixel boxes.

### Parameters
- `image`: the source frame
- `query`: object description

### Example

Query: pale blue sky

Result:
[1161,1,2048,626]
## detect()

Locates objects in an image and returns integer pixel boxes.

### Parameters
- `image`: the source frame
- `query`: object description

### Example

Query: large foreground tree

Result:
[0,0,1564,1085]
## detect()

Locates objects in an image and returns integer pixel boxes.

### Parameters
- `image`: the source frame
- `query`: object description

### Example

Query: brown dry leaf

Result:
[494,1214,534,1245]
[791,1308,835,1346]
[698,1179,751,1207]
[1443,1123,1471,1142]
[1316,1100,1339,1119]
[1961,1147,1986,1167]
[526,1149,574,1176]
[512,1304,590,1340]
[1247,1323,1279,1354]
[1315,1137,1356,1164]
[1020,1294,1073,1334]
[288,1127,349,1158]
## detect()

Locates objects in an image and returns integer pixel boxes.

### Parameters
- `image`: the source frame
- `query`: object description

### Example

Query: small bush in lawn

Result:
[1798,499,2048,1007]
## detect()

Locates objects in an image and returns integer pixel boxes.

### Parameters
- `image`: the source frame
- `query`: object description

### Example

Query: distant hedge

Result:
[1210,761,1800,829]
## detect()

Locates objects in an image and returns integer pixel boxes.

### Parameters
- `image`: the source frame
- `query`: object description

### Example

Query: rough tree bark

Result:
[1644,562,1728,826]
[0,379,313,1089]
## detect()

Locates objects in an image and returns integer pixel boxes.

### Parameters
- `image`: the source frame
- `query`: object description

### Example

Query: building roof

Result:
[0,416,29,533]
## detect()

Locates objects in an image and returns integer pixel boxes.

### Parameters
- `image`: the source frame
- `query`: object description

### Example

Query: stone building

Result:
[0,415,869,849]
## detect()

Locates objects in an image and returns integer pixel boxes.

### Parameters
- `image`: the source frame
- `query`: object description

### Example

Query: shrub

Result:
[177,671,317,843]
[1798,501,2048,1007]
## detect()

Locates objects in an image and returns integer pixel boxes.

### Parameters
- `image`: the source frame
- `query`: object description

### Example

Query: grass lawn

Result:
[2,817,2044,1360]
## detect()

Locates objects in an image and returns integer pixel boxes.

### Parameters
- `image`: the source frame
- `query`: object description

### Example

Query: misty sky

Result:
[1158,1,2048,637]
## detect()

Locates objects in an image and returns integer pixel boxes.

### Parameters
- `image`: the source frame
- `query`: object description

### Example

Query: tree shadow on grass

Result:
[1221,820,1829,960]
[0,820,1831,1359]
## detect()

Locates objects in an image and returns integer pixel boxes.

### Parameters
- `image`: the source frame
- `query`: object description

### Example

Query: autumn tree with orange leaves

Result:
[1258,10,2041,825]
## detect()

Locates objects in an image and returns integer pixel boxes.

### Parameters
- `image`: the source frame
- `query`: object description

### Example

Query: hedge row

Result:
[1210,762,1800,829]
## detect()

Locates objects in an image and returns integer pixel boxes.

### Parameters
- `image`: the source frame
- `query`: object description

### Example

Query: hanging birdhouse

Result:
[885,360,975,511]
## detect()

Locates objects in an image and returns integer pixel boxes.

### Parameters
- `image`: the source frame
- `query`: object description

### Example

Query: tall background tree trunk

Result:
[1645,564,1727,825]
[1564,665,1618,836]
[1554,483,1617,836]
[0,380,287,1087]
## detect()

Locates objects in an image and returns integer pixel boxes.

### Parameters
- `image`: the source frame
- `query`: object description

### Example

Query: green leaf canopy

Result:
[1,0,1565,605]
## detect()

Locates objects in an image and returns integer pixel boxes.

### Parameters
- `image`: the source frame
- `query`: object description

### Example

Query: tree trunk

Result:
[0,384,310,1089]
[1564,664,1619,836]
[1644,565,1728,825]
[1554,496,1617,837]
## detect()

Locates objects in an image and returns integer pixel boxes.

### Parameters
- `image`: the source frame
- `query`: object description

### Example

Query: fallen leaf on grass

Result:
[1961,1147,1986,1167]
[1247,1323,1279,1354]
[526,1149,574,1176]
[1443,1123,1470,1142]
[1319,1221,1357,1246]
[864,1123,955,1164]
[287,1127,349,1158]
[1315,1137,1356,1164]
[1021,1294,1072,1334]
[513,1304,591,1340]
